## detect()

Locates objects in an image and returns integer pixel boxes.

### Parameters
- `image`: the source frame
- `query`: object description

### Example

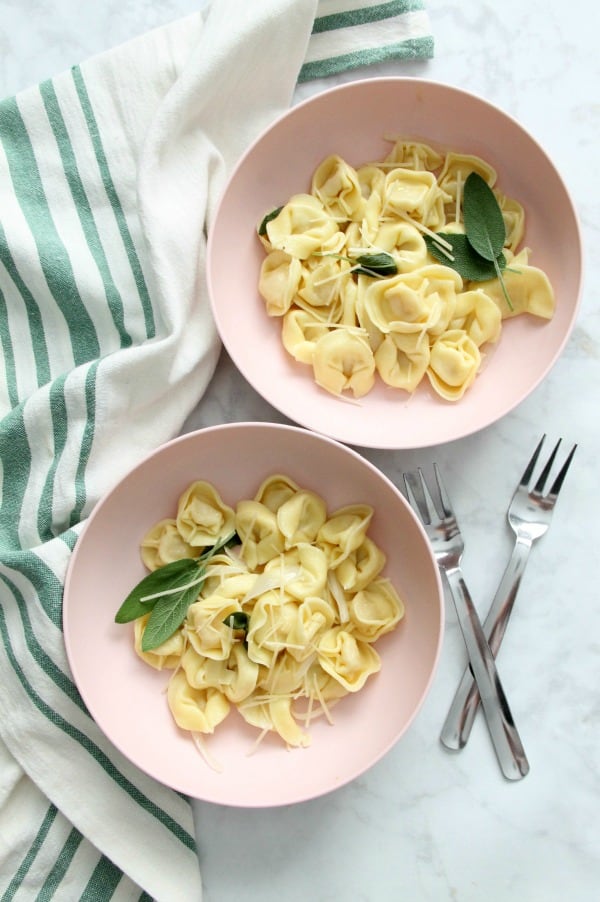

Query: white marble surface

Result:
[2,1,599,900]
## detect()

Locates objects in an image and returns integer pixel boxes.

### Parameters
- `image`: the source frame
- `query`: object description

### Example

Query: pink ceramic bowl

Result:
[207,78,582,449]
[63,423,444,807]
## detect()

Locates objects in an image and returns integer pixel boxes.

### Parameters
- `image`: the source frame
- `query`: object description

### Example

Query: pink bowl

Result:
[63,423,444,807]
[207,78,582,449]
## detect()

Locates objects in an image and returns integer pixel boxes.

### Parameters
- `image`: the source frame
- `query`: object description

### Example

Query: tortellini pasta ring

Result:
[317,628,381,693]
[254,473,301,513]
[348,578,405,642]
[259,249,303,317]
[426,329,481,401]
[140,518,202,571]
[311,329,376,398]
[311,154,365,221]
[374,331,431,393]
[167,671,230,734]
[479,261,555,321]
[235,499,285,569]
[383,138,444,172]
[176,481,235,548]
[281,309,330,364]
[277,489,328,547]
[383,167,438,219]
[266,193,340,260]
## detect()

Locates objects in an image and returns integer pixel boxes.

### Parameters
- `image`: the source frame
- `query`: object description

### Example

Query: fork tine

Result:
[519,434,546,488]
[403,471,429,524]
[547,443,577,499]
[417,468,441,524]
[532,438,561,494]
[403,469,441,525]
[402,471,419,507]
[433,462,454,519]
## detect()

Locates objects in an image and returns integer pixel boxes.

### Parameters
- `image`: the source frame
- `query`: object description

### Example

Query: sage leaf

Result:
[462,172,506,262]
[354,252,397,277]
[425,233,506,281]
[116,530,240,649]
[223,611,249,632]
[141,575,206,651]
[258,207,283,237]
[115,558,200,624]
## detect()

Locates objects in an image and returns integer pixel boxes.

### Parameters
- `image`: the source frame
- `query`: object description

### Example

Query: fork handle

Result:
[443,567,530,780]
[440,537,533,751]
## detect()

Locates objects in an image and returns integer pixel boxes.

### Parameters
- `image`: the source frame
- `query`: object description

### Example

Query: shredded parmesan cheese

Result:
[191,732,223,773]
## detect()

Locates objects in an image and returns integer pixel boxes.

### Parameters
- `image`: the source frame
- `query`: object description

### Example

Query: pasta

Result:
[257,142,555,401]
[131,475,405,754]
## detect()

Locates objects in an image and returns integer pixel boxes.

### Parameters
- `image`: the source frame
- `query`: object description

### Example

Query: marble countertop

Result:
[2,1,598,900]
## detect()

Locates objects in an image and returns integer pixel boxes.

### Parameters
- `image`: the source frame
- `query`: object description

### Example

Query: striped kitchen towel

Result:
[0,1,433,900]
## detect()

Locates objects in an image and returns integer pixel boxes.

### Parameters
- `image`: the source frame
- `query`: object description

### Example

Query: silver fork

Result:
[440,436,577,751]
[404,465,530,781]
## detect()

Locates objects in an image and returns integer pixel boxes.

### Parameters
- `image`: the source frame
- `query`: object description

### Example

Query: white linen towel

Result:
[0,1,433,899]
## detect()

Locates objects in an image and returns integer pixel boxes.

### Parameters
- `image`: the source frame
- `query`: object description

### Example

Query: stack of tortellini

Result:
[257,140,555,401]
[135,475,404,751]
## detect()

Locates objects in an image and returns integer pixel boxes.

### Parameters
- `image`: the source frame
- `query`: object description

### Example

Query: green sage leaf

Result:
[425,233,506,281]
[354,252,397,277]
[223,611,249,632]
[115,558,200,624]
[491,256,514,311]
[462,172,506,262]
[116,530,240,649]
[258,207,283,237]
[141,575,206,651]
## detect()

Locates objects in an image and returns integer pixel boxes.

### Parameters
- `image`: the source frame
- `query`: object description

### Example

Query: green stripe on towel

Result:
[0,219,52,389]
[0,96,101,364]
[69,359,100,528]
[0,405,33,550]
[37,374,69,543]
[0,285,19,407]
[1,804,59,902]
[1,550,66,627]
[312,0,425,33]
[80,855,126,901]
[39,80,133,350]
[38,828,85,901]
[71,66,156,341]
[0,571,83,702]
[299,35,433,81]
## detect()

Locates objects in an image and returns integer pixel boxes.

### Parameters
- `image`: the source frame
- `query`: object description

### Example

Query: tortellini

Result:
[311,154,365,220]
[478,250,555,320]
[257,143,555,402]
[259,250,302,317]
[312,330,376,399]
[265,194,342,260]
[374,332,430,393]
[167,672,230,734]
[131,476,405,756]
[427,330,481,401]
[140,519,202,571]
[176,481,235,548]
[317,628,381,693]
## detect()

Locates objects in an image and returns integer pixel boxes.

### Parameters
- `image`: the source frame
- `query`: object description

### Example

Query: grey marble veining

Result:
[2,1,599,900]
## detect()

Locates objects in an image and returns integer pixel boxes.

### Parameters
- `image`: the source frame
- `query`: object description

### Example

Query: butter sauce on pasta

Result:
[257,141,555,401]
[135,475,405,758]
